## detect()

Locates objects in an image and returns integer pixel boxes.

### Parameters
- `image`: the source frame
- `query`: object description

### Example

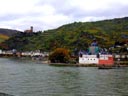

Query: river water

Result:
[0,58,128,96]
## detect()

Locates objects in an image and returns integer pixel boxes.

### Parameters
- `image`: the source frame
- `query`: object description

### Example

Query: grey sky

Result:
[0,0,128,32]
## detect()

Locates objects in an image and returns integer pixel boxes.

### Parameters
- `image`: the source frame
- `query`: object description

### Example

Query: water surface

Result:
[0,58,128,96]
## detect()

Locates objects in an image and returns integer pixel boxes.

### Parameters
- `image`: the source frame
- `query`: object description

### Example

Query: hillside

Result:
[0,28,22,36]
[0,34,9,42]
[2,17,128,53]
[0,28,22,42]
[0,28,22,49]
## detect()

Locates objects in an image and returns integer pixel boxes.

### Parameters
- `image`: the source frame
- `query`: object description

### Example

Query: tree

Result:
[49,48,71,63]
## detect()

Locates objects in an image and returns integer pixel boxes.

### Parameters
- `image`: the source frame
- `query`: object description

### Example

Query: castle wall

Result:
[79,55,98,64]
[79,55,114,65]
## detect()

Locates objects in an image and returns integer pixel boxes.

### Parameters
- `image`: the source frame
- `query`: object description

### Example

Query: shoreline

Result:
[0,56,128,67]
[49,63,97,67]
[49,63,128,67]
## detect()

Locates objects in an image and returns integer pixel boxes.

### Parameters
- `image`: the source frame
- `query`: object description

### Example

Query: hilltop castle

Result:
[24,26,33,33]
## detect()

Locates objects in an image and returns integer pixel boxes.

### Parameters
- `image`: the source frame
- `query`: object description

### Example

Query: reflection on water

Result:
[0,58,128,96]
[0,92,14,96]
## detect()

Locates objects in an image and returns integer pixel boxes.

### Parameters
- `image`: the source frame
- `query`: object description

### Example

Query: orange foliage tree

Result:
[49,48,71,63]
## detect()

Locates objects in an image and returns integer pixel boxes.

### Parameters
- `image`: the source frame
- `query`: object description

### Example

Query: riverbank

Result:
[0,56,128,67]
[49,63,97,67]
[49,61,128,67]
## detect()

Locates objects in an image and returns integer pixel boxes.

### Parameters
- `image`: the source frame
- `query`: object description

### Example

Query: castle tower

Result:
[30,26,33,32]
[24,26,33,33]
[89,39,99,54]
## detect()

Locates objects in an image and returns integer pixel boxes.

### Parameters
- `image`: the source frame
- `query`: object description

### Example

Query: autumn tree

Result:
[49,48,71,63]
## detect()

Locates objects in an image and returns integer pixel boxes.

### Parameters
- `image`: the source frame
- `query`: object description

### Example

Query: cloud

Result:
[0,0,128,31]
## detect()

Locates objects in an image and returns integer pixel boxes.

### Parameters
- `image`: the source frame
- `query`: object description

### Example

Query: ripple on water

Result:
[0,58,128,96]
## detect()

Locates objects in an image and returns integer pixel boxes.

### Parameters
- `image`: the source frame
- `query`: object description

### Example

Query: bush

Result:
[49,48,71,63]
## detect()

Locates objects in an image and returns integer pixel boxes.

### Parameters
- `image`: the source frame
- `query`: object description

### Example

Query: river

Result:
[0,58,128,96]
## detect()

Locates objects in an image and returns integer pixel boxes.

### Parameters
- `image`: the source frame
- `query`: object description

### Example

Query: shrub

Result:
[49,48,71,63]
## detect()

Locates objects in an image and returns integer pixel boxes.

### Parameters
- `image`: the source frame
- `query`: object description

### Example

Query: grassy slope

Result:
[0,34,9,42]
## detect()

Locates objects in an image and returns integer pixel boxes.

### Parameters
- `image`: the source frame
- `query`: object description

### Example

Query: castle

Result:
[79,39,114,66]
[24,26,33,33]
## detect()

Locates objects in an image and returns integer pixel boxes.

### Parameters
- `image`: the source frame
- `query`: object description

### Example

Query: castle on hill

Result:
[24,26,33,33]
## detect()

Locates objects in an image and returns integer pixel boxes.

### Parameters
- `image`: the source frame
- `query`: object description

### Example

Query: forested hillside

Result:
[2,17,128,52]
[0,28,22,49]
[0,28,22,42]
[0,28,21,36]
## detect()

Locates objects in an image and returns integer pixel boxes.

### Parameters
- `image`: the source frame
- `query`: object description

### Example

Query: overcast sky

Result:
[0,0,128,32]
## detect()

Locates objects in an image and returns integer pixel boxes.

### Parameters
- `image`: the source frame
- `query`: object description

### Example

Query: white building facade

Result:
[79,54,113,65]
